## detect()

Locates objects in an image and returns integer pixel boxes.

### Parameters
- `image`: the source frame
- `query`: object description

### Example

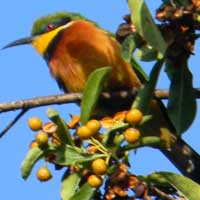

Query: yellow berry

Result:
[35,132,49,146]
[124,128,141,143]
[197,15,200,22]
[36,166,52,182]
[86,119,101,134]
[77,126,93,140]
[87,174,102,188]
[92,158,107,175]
[28,117,42,131]
[125,109,143,125]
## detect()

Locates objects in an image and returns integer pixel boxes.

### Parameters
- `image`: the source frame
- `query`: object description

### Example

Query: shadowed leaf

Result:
[167,60,196,134]
[132,59,164,114]
[121,34,148,82]
[150,172,200,200]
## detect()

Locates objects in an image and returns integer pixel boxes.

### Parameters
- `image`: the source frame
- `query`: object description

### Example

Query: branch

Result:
[1,88,200,113]
[152,187,177,200]
[0,93,82,113]
[0,109,28,138]
[156,88,200,99]
[0,88,199,138]
[0,93,81,138]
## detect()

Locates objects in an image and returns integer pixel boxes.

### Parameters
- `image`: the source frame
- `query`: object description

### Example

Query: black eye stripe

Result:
[50,18,71,28]
[44,18,72,33]
[33,17,72,36]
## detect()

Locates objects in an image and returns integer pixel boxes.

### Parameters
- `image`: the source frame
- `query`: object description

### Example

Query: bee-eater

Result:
[4,12,141,93]
[3,12,200,183]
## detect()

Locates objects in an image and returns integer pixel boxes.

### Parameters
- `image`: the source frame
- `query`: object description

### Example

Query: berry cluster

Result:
[24,105,177,199]
[25,108,150,198]
[105,164,140,200]
[156,1,200,23]
[156,0,200,56]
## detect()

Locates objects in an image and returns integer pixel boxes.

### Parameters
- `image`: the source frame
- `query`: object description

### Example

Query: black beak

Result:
[2,36,35,49]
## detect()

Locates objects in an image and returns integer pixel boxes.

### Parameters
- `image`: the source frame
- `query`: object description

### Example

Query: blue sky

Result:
[0,0,199,199]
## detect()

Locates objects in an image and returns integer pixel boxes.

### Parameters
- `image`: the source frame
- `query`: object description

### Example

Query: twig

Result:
[152,186,177,200]
[0,109,28,138]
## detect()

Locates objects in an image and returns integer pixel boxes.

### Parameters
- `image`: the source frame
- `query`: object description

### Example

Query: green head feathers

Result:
[2,11,107,51]
[31,12,93,36]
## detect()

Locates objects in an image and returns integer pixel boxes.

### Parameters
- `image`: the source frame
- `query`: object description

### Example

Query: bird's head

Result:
[3,12,90,56]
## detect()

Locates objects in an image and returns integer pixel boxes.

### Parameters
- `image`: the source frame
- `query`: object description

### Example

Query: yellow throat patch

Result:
[32,22,74,56]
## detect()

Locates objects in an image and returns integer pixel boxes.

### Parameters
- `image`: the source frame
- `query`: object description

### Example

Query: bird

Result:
[3,12,200,183]
[3,12,141,93]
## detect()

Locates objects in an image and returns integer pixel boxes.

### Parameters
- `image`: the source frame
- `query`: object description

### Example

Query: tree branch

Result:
[0,88,200,113]
[0,93,82,113]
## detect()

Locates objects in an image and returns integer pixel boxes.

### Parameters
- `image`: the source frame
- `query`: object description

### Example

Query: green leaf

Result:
[121,34,138,62]
[55,145,106,166]
[47,108,73,145]
[177,0,190,6]
[21,144,57,179]
[132,59,164,114]
[123,136,162,151]
[136,45,158,62]
[151,172,200,200]
[131,57,148,83]
[102,122,129,145]
[80,67,112,124]
[147,172,171,187]
[21,147,45,179]
[61,173,81,200]
[164,0,190,7]
[120,34,148,82]
[167,62,196,134]
[69,183,95,200]
[128,0,166,57]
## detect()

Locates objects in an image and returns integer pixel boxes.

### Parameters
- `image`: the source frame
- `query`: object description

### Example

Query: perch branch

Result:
[0,88,200,138]
[0,93,82,113]
[0,88,200,113]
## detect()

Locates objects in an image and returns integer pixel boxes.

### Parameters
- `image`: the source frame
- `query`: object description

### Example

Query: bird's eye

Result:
[46,24,56,32]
